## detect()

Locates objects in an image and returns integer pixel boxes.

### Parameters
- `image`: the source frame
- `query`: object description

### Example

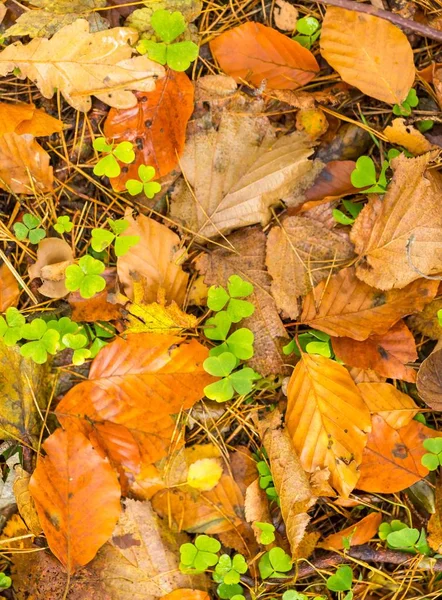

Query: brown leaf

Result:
[28,237,74,298]
[0,262,19,311]
[13,467,41,536]
[428,473,442,553]
[351,154,442,289]
[117,212,188,304]
[357,415,435,493]
[332,320,418,382]
[319,512,382,550]
[103,71,194,190]
[259,410,316,558]
[210,22,319,90]
[195,227,291,376]
[244,478,272,542]
[68,267,122,322]
[357,382,418,429]
[285,353,371,497]
[266,216,354,319]
[320,7,414,103]
[56,334,213,473]
[29,428,121,573]
[384,118,435,155]
[301,267,438,340]
[0,102,63,136]
[0,132,52,194]
[408,286,442,339]
[416,342,442,410]
[273,0,298,31]
[301,160,358,205]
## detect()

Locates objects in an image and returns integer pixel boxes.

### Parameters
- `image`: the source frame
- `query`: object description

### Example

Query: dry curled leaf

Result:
[0,132,52,194]
[0,19,164,111]
[408,288,442,340]
[28,237,74,299]
[0,102,62,136]
[320,7,414,103]
[285,353,371,497]
[210,22,319,90]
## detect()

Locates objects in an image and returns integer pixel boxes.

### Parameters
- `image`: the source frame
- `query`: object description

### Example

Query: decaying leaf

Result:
[319,512,382,550]
[0,262,20,311]
[273,0,298,31]
[210,22,319,90]
[195,227,291,376]
[428,473,442,553]
[29,427,121,573]
[332,320,418,382]
[13,466,41,536]
[408,287,442,339]
[244,478,272,543]
[0,340,51,445]
[301,267,438,340]
[357,415,436,493]
[285,353,371,497]
[351,154,442,289]
[384,118,435,155]
[320,7,414,103]
[0,19,164,111]
[0,102,63,136]
[358,382,418,429]
[5,0,109,38]
[299,160,358,206]
[28,237,74,298]
[0,132,53,194]
[417,341,442,410]
[104,70,194,190]
[171,110,318,239]
[117,213,188,304]
[259,410,317,558]
[265,215,354,319]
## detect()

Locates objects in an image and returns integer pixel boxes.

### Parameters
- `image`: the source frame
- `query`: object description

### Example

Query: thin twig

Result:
[312,0,442,43]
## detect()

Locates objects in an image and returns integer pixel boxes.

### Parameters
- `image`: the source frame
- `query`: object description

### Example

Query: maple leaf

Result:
[0,20,165,111]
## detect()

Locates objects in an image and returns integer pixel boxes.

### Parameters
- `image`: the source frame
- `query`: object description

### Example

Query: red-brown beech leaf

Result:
[332,320,418,382]
[319,512,382,550]
[357,415,436,493]
[29,428,121,573]
[210,22,319,90]
[103,70,194,190]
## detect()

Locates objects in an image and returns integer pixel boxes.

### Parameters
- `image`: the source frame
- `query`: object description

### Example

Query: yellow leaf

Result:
[285,354,371,497]
[320,7,414,104]
[187,458,223,491]
[384,118,435,155]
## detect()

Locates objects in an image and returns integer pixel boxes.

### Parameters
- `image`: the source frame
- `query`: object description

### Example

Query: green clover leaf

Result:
[20,318,60,364]
[205,311,232,341]
[91,228,115,252]
[114,235,140,257]
[0,573,11,590]
[393,88,419,117]
[215,554,247,585]
[326,565,353,592]
[204,352,236,377]
[226,299,254,323]
[421,438,442,471]
[167,41,199,71]
[93,138,135,178]
[13,214,46,244]
[72,348,92,365]
[151,9,186,43]
[296,16,320,35]
[208,285,230,312]
[351,156,377,188]
[0,307,26,346]
[259,547,292,579]
[94,153,120,178]
[227,274,254,298]
[203,352,259,402]
[179,534,220,573]
[216,583,244,599]
[113,141,136,164]
[65,255,106,299]
[387,527,420,549]
[108,219,129,236]
[93,137,112,153]
[137,40,167,64]
[255,522,276,545]
[125,165,161,198]
[54,215,73,234]
[211,328,254,360]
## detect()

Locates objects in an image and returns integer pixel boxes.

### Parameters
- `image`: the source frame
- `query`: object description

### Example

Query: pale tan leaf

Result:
[351,154,442,289]
[244,478,272,543]
[357,382,418,429]
[171,109,317,239]
[117,213,188,304]
[384,118,435,155]
[266,216,354,319]
[13,467,41,536]
[273,0,298,31]
[285,354,371,497]
[0,132,52,194]
[320,7,414,103]
[28,237,74,298]
[0,20,164,111]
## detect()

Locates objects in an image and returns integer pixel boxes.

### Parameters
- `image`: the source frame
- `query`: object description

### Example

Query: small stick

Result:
[312,0,442,43]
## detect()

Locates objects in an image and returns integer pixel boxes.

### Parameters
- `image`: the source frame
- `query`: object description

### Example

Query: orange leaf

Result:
[68,268,122,322]
[357,382,418,429]
[0,132,53,194]
[301,160,358,206]
[104,70,194,190]
[0,263,19,311]
[210,22,319,90]
[301,268,438,340]
[0,102,63,137]
[319,512,382,550]
[285,353,371,497]
[357,415,435,493]
[29,428,121,573]
[161,591,210,600]
[332,321,417,382]
[56,334,214,473]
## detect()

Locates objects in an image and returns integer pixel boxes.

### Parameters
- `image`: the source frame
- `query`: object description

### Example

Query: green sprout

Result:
[379,520,430,555]
[417,119,434,133]
[350,155,388,194]
[214,554,248,585]
[217,584,244,599]
[208,275,255,323]
[137,9,199,71]
[203,352,260,402]
[93,137,135,178]
[0,307,25,346]
[0,573,11,589]
[421,438,442,471]
[205,312,254,360]
[326,565,353,596]
[125,165,161,198]
[293,16,320,49]
[393,88,419,117]
[332,199,364,225]
[255,522,276,545]
[283,329,334,358]
[65,255,106,299]
[258,547,292,579]
[91,219,139,257]
[179,534,220,573]
[13,214,46,244]
[256,459,279,504]
[20,318,60,364]
[54,215,73,235]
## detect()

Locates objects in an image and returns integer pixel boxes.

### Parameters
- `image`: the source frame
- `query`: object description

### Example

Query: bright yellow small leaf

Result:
[187,458,223,491]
